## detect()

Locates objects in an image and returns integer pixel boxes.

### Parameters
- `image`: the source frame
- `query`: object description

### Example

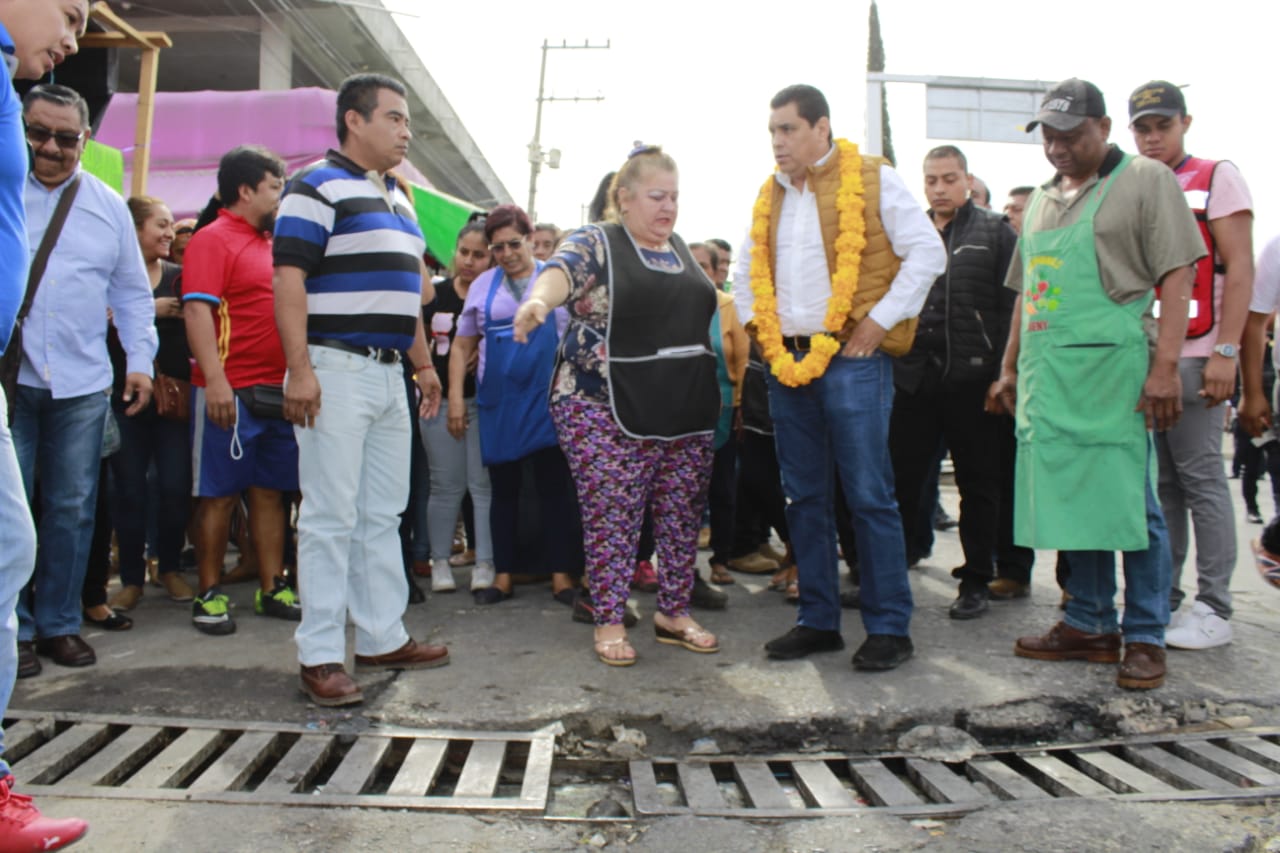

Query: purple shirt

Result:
[457,265,568,384]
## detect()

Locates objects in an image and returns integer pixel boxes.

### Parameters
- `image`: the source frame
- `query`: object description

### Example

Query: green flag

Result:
[411,184,485,267]
[82,140,124,195]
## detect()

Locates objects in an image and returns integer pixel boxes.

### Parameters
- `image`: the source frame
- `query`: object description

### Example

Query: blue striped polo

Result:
[273,149,425,352]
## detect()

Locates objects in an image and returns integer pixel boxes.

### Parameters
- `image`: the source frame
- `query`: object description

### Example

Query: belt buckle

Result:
[792,336,810,353]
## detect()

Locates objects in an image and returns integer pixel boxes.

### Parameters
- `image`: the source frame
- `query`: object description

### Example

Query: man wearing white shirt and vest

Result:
[14,84,156,673]
[1128,80,1254,650]
[733,84,945,671]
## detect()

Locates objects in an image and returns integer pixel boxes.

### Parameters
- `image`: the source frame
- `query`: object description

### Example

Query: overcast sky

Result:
[390,0,1270,253]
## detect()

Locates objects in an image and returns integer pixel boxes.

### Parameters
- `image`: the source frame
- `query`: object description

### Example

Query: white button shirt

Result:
[733,147,945,337]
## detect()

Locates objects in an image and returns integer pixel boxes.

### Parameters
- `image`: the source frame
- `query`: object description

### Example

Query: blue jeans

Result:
[0,385,38,777]
[1061,445,1171,646]
[12,386,108,641]
[767,352,912,635]
[293,346,411,666]
[110,402,191,585]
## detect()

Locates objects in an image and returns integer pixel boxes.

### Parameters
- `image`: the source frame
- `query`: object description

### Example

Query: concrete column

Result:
[259,15,292,90]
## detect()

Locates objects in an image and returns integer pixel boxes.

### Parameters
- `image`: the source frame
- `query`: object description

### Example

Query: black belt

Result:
[781,335,812,352]
[310,338,403,365]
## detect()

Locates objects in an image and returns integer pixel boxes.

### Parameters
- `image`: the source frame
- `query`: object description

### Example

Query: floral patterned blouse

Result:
[546,224,685,405]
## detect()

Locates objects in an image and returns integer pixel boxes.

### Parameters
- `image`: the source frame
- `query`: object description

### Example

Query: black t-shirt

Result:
[424,278,476,399]
[109,260,191,401]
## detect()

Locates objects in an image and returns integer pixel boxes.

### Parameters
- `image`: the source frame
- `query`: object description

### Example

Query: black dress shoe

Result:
[840,588,861,609]
[17,641,40,679]
[949,588,989,620]
[852,634,913,671]
[35,634,96,667]
[765,625,845,660]
[406,573,425,605]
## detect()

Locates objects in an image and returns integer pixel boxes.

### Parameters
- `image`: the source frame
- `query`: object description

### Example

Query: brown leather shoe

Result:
[355,639,450,671]
[35,634,96,667]
[17,641,40,679]
[1014,621,1121,663]
[300,663,363,707]
[1117,642,1166,690]
[988,578,1030,600]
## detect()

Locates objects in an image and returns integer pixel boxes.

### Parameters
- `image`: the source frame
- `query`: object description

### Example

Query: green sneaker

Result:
[192,588,236,635]
[256,578,302,621]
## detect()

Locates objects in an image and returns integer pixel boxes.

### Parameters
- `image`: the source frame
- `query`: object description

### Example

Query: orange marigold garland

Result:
[749,138,866,387]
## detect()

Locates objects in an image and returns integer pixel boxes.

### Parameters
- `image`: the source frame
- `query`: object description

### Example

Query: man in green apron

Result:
[986,79,1204,690]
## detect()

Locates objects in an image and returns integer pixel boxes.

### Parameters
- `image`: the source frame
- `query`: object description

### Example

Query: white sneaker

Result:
[1166,606,1189,631]
[471,561,495,591]
[431,561,456,593]
[1165,600,1232,650]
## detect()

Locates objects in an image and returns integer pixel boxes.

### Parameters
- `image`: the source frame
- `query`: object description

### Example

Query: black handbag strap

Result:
[17,174,82,323]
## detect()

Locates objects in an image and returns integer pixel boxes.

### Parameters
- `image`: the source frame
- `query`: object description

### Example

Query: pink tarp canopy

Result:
[96,88,432,218]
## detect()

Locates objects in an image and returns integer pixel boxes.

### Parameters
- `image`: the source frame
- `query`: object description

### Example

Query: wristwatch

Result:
[1213,343,1238,358]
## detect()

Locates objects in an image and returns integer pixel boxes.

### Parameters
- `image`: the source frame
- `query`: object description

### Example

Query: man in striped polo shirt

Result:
[274,73,447,707]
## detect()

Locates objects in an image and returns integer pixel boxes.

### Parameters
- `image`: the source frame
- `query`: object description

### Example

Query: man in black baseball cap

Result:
[990,76,1205,691]
[1026,78,1107,133]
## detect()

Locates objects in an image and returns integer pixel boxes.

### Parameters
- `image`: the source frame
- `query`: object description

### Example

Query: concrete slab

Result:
[12,469,1280,755]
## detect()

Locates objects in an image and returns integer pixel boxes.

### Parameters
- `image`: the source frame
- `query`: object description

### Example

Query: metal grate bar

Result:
[123,728,223,790]
[1072,748,1177,795]
[18,724,113,785]
[257,734,336,795]
[58,726,166,788]
[733,761,792,810]
[453,741,507,799]
[1170,741,1280,788]
[849,759,923,808]
[1223,737,1280,774]
[1019,753,1112,798]
[905,758,991,804]
[387,738,447,797]
[1123,744,1237,792]
[966,757,1050,800]
[792,760,857,809]
[676,762,726,811]
[325,736,392,796]
[188,731,278,793]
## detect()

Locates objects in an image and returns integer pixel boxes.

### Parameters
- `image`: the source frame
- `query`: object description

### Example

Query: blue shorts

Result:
[191,387,299,497]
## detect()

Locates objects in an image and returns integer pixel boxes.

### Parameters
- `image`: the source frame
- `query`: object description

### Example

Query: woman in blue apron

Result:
[449,205,580,606]
[514,146,722,667]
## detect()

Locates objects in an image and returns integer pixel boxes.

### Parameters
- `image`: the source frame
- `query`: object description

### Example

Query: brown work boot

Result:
[300,663,363,707]
[1014,621,1121,663]
[1117,642,1166,690]
[355,639,450,671]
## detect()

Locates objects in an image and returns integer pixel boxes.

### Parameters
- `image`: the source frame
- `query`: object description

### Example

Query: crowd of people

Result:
[0,4,1270,840]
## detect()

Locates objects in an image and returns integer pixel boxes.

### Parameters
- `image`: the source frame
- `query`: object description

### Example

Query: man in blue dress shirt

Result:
[13,83,156,674]
[1,2,92,847]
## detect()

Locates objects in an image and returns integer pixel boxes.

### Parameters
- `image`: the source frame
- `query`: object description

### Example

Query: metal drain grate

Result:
[12,711,1280,818]
[631,728,1280,818]
[4,711,558,812]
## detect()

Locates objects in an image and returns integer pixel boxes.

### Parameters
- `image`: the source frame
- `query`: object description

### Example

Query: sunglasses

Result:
[488,238,525,253]
[25,124,84,150]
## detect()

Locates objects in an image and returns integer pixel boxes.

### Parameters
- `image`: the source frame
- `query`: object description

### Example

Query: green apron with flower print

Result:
[1014,154,1150,551]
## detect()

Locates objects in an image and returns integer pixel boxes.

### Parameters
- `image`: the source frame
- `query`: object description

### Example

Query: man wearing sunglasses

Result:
[1,1,93,848]
[13,84,156,670]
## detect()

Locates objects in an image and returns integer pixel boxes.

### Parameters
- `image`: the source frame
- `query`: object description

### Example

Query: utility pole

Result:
[527,38,609,220]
